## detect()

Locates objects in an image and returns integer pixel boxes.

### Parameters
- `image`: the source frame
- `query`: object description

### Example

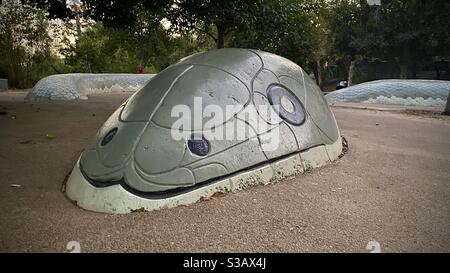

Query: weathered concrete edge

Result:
[66,137,343,214]
[329,102,444,113]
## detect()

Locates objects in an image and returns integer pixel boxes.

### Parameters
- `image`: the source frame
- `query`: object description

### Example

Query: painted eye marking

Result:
[267,84,305,125]
[187,134,210,156]
[280,95,295,113]
[101,128,118,146]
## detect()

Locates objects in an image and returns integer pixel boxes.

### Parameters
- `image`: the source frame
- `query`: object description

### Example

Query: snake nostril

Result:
[101,128,118,146]
[187,134,210,156]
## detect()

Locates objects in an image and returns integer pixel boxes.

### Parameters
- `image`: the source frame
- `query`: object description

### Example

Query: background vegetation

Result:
[1,0,449,89]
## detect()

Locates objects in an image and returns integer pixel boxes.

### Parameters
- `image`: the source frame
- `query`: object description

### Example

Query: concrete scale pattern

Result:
[325,79,450,107]
[25,73,154,102]
[66,49,343,213]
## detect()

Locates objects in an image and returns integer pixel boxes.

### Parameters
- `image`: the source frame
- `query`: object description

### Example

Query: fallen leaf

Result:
[46,133,56,139]
[211,192,225,198]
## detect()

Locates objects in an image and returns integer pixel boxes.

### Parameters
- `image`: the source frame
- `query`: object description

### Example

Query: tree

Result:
[81,0,168,29]
[64,21,202,73]
[20,0,450,85]
[25,0,210,74]
[165,0,263,49]
[371,0,450,79]
[325,0,369,85]
[0,0,63,88]
[22,0,73,19]
[326,0,450,81]
[24,0,169,34]
[230,0,329,87]
[31,0,272,50]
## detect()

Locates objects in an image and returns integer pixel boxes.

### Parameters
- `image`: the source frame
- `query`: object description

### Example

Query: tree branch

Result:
[193,26,217,42]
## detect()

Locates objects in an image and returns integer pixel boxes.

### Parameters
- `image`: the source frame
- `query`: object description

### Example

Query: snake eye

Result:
[101,128,118,146]
[187,134,210,156]
[267,84,305,125]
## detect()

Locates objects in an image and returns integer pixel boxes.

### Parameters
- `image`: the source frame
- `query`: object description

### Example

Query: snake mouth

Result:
[79,142,329,199]
[67,137,343,214]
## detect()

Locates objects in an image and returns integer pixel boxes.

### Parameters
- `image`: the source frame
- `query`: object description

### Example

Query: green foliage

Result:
[2,1,209,87]
[61,3,213,73]
[80,0,168,29]
[374,0,450,60]
[230,0,327,68]
[64,21,207,74]
[165,0,263,48]
[326,0,450,79]
[326,0,363,58]
[0,0,63,88]
[5,0,450,89]
[64,23,134,73]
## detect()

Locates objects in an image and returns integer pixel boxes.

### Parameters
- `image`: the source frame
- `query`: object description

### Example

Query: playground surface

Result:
[0,91,449,252]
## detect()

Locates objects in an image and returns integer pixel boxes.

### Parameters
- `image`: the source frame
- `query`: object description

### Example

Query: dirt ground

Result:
[0,91,449,253]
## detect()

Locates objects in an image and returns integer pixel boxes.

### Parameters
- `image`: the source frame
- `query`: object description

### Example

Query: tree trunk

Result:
[435,62,441,80]
[444,91,450,115]
[315,59,323,90]
[311,61,321,89]
[399,44,410,79]
[409,43,417,79]
[74,5,82,38]
[216,25,225,49]
[75,14,82,38]
[399,63,408,79]
[312,65,318,87]
[411,59,417,79]
[348,60,356,86]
